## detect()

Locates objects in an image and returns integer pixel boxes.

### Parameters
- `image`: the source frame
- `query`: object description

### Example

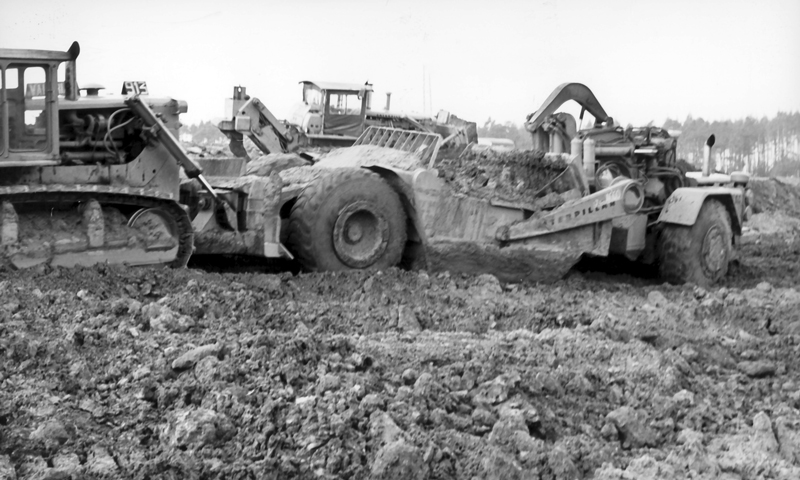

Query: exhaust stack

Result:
[385,92,392,111]
[582,137,595,183]
[65,41,81,101]
[702,134,716,177]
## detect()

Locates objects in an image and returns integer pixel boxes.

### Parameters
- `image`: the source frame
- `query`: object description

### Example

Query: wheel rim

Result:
[128,208,179,250]
[700,224,727,278]
[332,201,389,268]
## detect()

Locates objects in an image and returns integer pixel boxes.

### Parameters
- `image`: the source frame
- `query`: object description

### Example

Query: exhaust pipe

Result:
[570,136,583,160]
[583,137,596,183]
[65,41,81,101]
[385,92,392,111]
[702,134,715,177]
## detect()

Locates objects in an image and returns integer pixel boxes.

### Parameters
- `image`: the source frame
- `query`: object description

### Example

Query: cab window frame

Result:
[6,62,51,153]
[326,91,362,116]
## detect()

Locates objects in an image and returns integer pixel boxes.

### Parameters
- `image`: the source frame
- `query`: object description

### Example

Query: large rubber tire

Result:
[658,199,733,287]
[287,168,407,271]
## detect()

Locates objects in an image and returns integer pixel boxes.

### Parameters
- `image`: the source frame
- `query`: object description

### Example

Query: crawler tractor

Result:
[0,43,288,268]
[217,83,476,160]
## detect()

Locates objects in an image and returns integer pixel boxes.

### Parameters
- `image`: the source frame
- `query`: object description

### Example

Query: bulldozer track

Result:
[0,184,178,200]
[0,186,194,268]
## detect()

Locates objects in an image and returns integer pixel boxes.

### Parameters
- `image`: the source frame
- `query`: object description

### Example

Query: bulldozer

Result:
[216,83,477,161]
[0,42,289,268]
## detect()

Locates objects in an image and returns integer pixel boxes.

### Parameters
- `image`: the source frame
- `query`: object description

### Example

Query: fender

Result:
[658,187,745,234]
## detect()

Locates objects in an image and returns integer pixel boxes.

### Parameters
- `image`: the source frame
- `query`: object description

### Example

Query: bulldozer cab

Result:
[300,80,371,138]
[0,45,78,165]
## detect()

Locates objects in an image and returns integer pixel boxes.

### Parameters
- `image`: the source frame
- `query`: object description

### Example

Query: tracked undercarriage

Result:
[0,188,193,269]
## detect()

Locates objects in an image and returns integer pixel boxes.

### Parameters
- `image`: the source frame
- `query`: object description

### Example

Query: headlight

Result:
[622,184,644,213]
[596,169,615,189]
[595,163,628,190]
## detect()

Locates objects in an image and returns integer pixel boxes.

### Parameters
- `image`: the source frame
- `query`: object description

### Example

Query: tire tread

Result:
[287,168,406,271]
[658,199,732,286]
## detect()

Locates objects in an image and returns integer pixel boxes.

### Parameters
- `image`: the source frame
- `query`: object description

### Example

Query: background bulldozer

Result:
[217,83,477,161]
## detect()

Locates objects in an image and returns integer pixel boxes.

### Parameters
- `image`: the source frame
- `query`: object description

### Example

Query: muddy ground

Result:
[2,178,800,479]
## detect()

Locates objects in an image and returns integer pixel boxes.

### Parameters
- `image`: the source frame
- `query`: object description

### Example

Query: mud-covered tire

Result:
[287,168,407,271]
[658,199,733,287]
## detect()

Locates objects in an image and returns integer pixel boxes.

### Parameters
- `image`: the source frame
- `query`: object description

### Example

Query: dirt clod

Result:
[0,455,15,480]
[606,406,659,449]
[647,290,668,307]
[161,408,233,449]
[397,305,421,333]
[172,343,223,370]
[738,360,777,378]
[86,445,118,476]
[370,440,427,480]
[437,148,568,205]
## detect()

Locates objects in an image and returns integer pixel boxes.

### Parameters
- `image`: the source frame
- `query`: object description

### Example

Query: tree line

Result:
[182,120,227,145]
[663,112,800,176]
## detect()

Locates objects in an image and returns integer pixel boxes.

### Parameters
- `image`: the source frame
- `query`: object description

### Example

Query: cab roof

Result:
[0,42,80,63]
[300,80,373,93]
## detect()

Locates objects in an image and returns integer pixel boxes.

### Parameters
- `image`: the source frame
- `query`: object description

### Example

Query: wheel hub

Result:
[332,201,389,268]
[346,223,364,242]
[700,225,726,277]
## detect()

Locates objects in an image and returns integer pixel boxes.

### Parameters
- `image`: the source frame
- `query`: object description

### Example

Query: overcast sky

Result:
[2,0,799,127]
